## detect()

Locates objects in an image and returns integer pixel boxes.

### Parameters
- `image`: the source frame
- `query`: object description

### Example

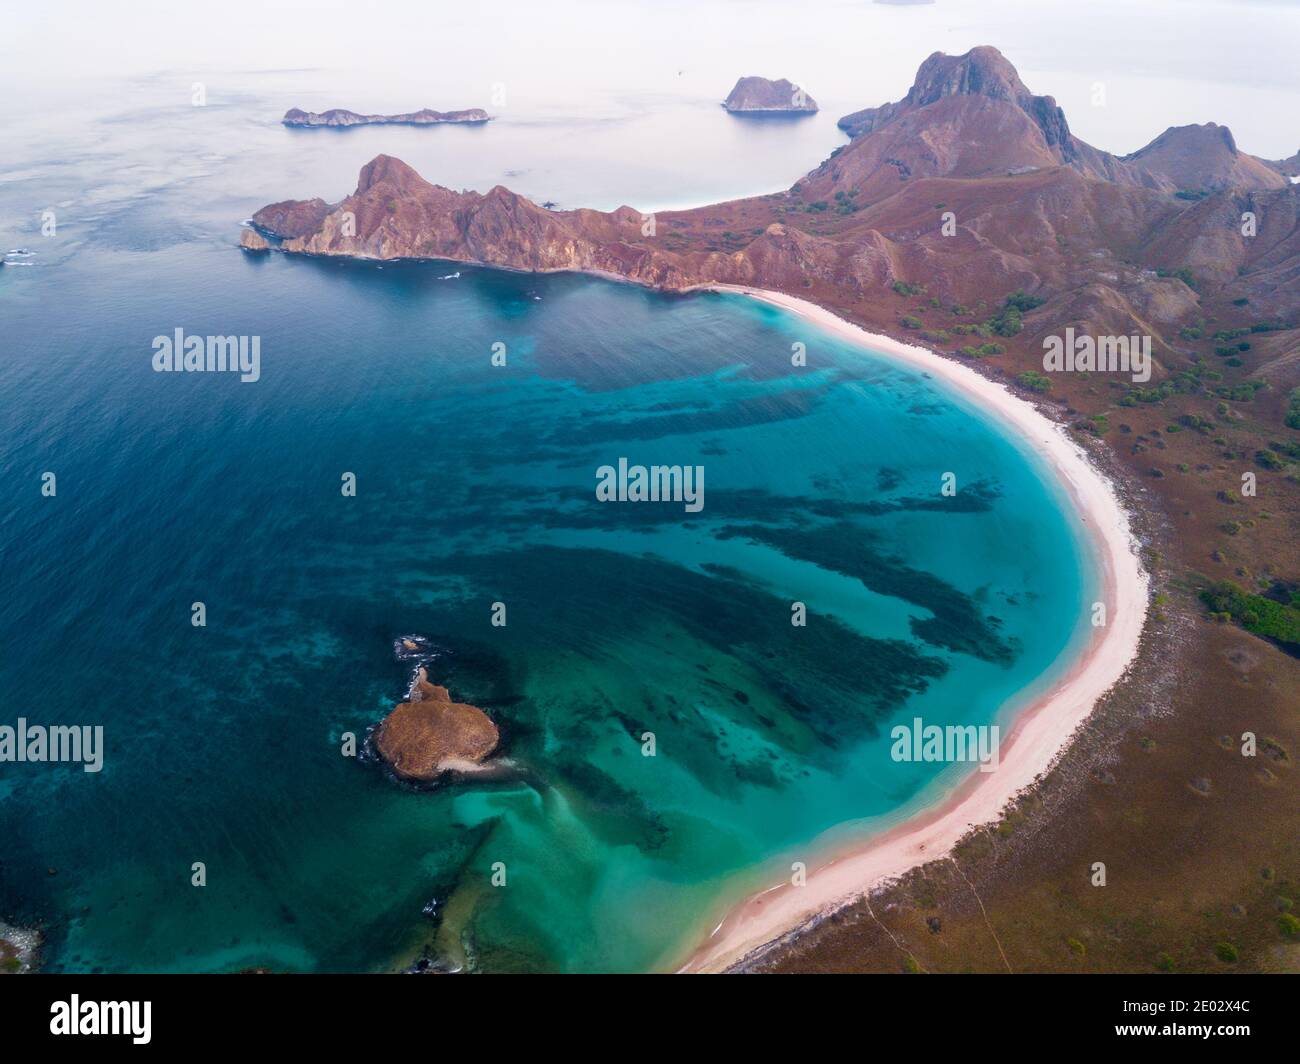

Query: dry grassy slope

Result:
[755,609,1300,974]
[1270,150,1300,179]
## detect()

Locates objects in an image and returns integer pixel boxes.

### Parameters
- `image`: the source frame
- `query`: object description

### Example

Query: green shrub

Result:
[1216,380,1267,403]
[1158,266,1199,291]
[1200,581,1300,651]
[959,342,1004,358]
[1004,290,1046,312]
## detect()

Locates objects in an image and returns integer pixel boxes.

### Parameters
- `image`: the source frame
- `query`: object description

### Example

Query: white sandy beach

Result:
[677,285,1150,973]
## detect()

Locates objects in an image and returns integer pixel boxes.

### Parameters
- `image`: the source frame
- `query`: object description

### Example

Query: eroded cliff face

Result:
[248,47,1300,350]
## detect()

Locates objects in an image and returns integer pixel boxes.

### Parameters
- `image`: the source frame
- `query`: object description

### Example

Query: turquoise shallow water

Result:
[0,77,1094,974]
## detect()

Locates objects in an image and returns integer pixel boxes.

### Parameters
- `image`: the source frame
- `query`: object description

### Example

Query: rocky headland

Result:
[722,76,817,113]
[375,667,499,782]
[282,107,490,128]
[239,228,270,251]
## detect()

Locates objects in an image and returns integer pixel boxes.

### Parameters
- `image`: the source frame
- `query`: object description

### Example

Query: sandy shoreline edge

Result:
[676,284,1150,974]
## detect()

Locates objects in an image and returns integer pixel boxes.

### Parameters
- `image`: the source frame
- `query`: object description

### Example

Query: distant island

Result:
[282,107,490,128]
[722,77,817,114]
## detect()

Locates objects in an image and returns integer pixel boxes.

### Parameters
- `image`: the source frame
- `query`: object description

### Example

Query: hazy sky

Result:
[3,0,1298,156]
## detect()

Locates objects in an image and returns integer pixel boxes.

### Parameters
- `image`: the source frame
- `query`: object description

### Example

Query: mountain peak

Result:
[838,46,1072,155]
[906,45,1030,107]
[356,154,427,194]
[1126,122,1238,161]
[1122,122,1286,192]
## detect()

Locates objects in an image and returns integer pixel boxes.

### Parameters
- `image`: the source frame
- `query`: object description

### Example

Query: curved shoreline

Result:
[676,285,1149,973]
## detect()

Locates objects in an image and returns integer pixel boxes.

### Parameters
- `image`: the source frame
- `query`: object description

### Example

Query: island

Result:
[722,77,817,113]
[374,667,499,782]
[282,107,490,128]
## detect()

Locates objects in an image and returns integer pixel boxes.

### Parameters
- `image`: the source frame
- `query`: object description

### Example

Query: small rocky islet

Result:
[373,640,499,783]
[722,76,817,113]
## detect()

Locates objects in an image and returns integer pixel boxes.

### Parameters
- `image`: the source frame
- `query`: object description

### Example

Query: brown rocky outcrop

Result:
[251,196,333,239]
[375,668,499,782]
[239,228,269,251]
